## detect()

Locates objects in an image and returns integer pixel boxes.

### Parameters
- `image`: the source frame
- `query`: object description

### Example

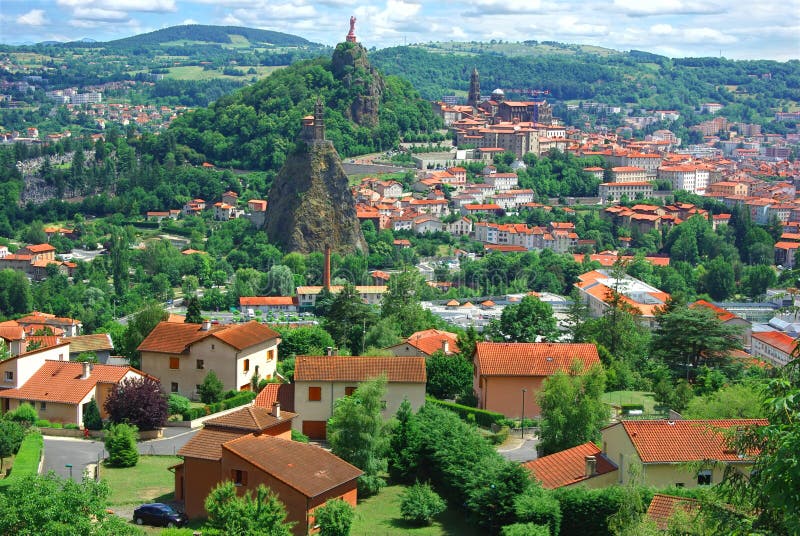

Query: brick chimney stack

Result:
[323,245,331,290]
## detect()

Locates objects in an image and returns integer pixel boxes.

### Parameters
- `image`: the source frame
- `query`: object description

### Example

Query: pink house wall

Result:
[477,375,547,418]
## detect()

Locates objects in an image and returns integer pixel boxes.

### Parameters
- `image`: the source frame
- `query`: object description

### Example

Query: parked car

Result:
[132,503,188,528]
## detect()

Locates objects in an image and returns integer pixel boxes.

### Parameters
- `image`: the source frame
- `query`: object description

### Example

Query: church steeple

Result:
[468,67,481,108]
[301,98,327,143]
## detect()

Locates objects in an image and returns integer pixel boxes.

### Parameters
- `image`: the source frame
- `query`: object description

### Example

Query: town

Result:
[0,12,798,536]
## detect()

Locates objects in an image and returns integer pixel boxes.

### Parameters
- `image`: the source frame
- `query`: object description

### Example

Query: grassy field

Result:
[165,65,283,81]
[350,484,480,536]
[602,390,659,414]
[101,455,180,507]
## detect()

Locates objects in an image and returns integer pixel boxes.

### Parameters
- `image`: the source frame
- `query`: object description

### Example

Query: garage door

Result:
[302,420,327,440]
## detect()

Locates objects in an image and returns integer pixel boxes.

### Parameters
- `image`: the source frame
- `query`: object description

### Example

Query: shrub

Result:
[487,426,510,445]
[400,482,447,526]
[552,486,628,536]
[103,423,139,468]
[426,397,505,427]
[0,431,43,489]
[182,406,207,421]
[291,429,310,443]
[514,489,562,536]
[223,389,238,400]
[83,398,103,430]
[8,402,38,426]
[35,419,52,428]
[168,394,191,416]
[64,423,79,430]
[160,529,195,536]
[198,370,224,404]
[104,376,168,431]
[0,420,25,471]
[501,523,551,536]
[315,498,354,536]
[51,423,62,429]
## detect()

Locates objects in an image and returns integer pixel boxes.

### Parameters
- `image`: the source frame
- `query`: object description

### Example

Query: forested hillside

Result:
[100,25,314,48]
[169,50,442,171]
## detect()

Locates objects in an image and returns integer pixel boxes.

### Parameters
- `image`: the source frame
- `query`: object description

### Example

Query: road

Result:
[497,431,539,463]
[43,426,198,481]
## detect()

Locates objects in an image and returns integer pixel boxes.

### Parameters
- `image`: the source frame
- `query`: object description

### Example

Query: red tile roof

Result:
[690,300,737,322]
[524,442,617,489]
[64,333,114,354]
[403,329,459,356]
[137,320,279,354]
[752,331,796,355]
[474,342,601,377]
[0,360,142,404]
[223,435,362,498]
[617,419,768,463]
[253,383,281,408]
[646,494,700,530]
[177,428,244,460]
[212,321,280,350]
[203,405,296,433]
[294,356,426,383]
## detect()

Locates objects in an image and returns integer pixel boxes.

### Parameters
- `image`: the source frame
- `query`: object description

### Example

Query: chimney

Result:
[441,339,449,354]
[272,401,281,419]
[81,361,91,380]
[201,319,211,331]
[584,455,597,477]
[323,245,331,290]
[326,346,333,356]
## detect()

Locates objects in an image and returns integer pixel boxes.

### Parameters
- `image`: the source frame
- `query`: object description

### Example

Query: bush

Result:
[182,406,207,421]
[291,429,310,443]
[198,370,224,404]
[168,394,191,416]
[552,486,628,536]
[103,423,139,468]
[400,482,447,526]
[0,431,43,489]
[0,420,25,470]
[315,498,354,536]
[427,397,505,427]
[35,419,52,428]
[64,423,79,430]
[487,426,510,445]
[8,402,38,426]
[83,398,103,430]
[104,376,168,431]
[51,423,62,429]
[160,529,196,536]
[501,523,551,536]
[515,490,562,536]
[182,391,256,421]
[223,389,238,400]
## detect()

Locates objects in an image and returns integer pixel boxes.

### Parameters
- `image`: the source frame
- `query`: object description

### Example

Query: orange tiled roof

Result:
[524,442,617,489]
[690,300,737,322]
[403,329,459,356]
[222,435,362,498]
[64,333,114,354]
[0,360,140,404]
[751,331,796,354]
[474,342,600,377]
[294,355,426,383]
[137,320,279,354]
[203,405,296,433]
[618,419,768,463]
[646,494,700,530]
[177,428,244,460]
[239,296,297,307]
[253,383,280,408]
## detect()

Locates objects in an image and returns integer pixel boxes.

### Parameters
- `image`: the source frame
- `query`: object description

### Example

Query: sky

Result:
[1,0,799,61]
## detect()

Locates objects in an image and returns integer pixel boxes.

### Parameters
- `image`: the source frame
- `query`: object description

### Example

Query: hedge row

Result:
[181,391,257,421]
[427,397,506,427]
[0,431,43,490]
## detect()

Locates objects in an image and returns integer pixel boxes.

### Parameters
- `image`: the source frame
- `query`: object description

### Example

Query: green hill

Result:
[85,25,318,49]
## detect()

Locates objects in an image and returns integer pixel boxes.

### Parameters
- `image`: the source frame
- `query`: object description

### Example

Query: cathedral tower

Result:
[468,67,481,107]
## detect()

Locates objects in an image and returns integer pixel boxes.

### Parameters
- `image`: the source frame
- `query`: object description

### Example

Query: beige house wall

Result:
[0,344,69,389]
[6,397,82,425]
[475,375,546,418]
[387,343,426,357]
[566,470,620,489]
[141,338,277,399]
[292,380,425,436]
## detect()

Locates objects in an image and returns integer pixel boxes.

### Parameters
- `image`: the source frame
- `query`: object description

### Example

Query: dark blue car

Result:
[133,503,188,528]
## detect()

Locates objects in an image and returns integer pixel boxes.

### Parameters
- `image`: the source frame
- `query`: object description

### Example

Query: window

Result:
[308,386,322,401]
[267,349,275,361]
[169,357,180,369]
[345,386,356,396]
[4,371,12,382]
[196,359,204,370]
[697,470,712,486]
[231,469,248,486]
[171,382,179,393]
[39,401,46,411]
[211,344,215,350]
[243,359,250,372]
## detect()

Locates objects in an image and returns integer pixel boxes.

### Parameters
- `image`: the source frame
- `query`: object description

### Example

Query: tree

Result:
[7,402,38,427]
[104,423,139,468]
[400,482,446,525]
[104,376,168,431]
[121,302,168,366]
[315,498,355,536]
[703,257,735,301]
[651,305,742,379]
[263,264,295,296]
[184,295,203,323]
[380,266,429,336]
[204,481,294,536]
[538,363,608,455]
[0,419,24,470]
[684,382,766,419]
[426,350,473,401]
[323,283,375,354]
[0,269,32,317]
[82,398,103,431]
[388,398,419,483]
[0,472,141,536]
[327,376,389,497]
[486,295,559,342]
[274,326,335,357]
[198,370,224,404]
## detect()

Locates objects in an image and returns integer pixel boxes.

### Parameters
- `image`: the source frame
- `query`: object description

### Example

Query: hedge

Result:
[0,431,43,490]
[427,397,505,427]
[182,390,257,421]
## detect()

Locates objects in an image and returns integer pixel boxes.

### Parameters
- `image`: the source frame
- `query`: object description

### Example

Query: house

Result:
[137,320,280,399]
[386,329,460,357]
[524,441,618,489]
[0,347,148,427]
[473,342,601,417]
[295,285,387,310]
[646,494,701,530]
[64,333,116,363]
[575,269,670,329]
[0,343,71,409]
[751,330,796,367]
[175,404,362,535]
[253,382,295,412]
[292,355,426,439]
[16,311,82,337]
[239,296,299,315]
[600,419,767,487]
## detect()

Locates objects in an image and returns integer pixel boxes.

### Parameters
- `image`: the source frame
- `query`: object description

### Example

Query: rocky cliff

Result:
[263,138,367,255]
[331,41,384,127]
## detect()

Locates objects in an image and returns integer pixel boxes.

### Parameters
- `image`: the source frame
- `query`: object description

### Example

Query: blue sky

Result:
[1,0,798,61]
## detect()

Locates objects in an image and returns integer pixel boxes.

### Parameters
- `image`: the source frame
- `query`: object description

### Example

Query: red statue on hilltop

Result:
[346,16,357,43]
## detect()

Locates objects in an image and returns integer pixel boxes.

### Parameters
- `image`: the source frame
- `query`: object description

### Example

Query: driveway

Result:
[43,426,198,481]
[497,431,539,463]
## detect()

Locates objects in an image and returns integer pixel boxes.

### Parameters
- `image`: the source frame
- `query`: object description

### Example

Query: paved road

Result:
[43,426,199,481]
[497,432,539,463]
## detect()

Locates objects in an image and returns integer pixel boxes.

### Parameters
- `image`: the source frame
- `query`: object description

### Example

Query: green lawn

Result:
[101,455,180,507]
[165,65,282,81]
[350,484,480,536]
[602,390,659,414]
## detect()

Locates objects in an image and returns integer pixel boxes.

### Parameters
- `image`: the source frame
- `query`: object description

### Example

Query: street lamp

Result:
[520,388,527,438]
[65,463,73,480]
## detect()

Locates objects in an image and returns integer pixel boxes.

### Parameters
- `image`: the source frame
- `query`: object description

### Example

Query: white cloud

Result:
[556,15,608,36]
[612,0,725,16]
[465,0,544,15]
[72,7,130,22]
[17,9,48,26]
[57,0,176,12]
[182,18,199,25]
